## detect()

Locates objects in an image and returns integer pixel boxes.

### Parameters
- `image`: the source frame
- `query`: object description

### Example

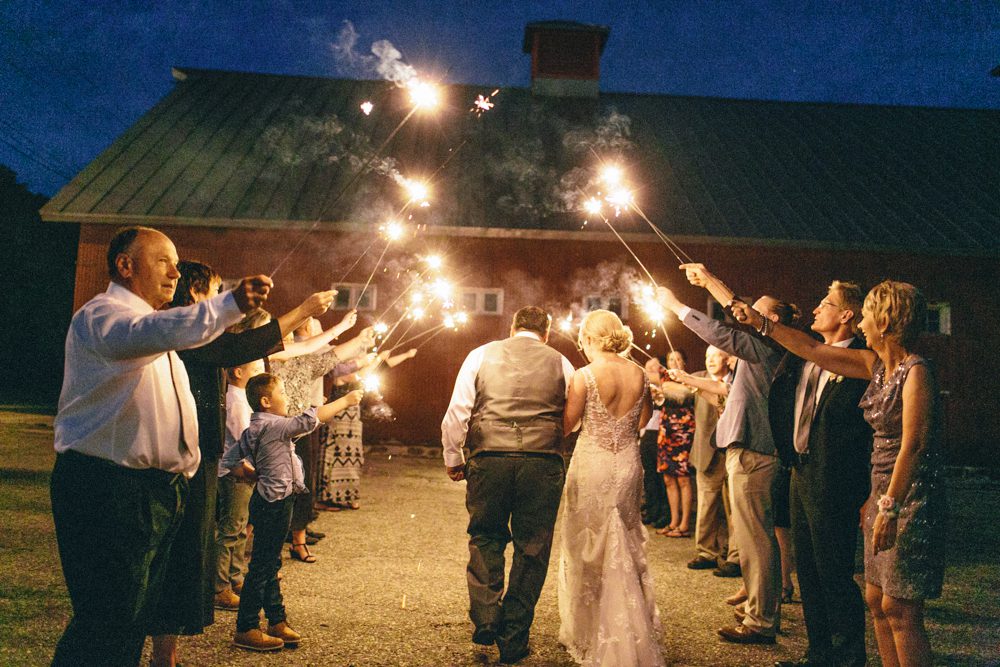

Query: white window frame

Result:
[584,294,629,319]
[334,283,378,312]
[458,287,505,315]
[925,302,951,336]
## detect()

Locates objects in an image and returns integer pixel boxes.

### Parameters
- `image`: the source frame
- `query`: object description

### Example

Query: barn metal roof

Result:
[41,66,1000,255]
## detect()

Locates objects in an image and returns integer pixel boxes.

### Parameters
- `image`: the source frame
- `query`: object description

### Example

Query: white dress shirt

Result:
[219,385,253,477]
[54,282,242,477]
[792,337,855,451]
[440,331,576,468]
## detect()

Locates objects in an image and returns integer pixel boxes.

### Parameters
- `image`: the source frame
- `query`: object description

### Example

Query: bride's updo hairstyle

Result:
[578,309,633,354]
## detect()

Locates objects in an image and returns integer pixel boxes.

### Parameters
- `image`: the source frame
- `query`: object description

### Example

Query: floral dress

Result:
[656,385,695,478]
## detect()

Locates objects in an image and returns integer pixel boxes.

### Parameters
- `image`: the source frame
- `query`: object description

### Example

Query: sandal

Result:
[656,525,679,536]
[665,528,692,538]
[289,543,317,563]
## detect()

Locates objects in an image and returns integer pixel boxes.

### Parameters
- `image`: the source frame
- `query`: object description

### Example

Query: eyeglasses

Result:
[818,299,845,310]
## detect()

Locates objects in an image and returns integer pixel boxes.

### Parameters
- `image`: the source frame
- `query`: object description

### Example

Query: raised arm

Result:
[316,389,364,423]
[667,369,729,398]
[384,348,417,368]
[274,291,337,338]
[730,301,876,380]
[179,319,283,367]
[680,263,737,307]
[656,286,775,363]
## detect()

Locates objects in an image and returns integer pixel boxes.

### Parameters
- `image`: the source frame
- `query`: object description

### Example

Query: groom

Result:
[441,306,576,664]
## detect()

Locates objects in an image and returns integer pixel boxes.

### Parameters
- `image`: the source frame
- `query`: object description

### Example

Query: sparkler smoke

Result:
[331,20,417,87]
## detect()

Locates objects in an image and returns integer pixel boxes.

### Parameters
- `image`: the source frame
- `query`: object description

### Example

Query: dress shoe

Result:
[233,628,283,652]
[306,528,326,540]
[471,626,497,646]
[713,561,741,577]
[213,589,240,611]
[232,580,243,595]
[266,621,302,646]
[733,604,746,623]
[687,555,717,570]
[717,624,776,645]
[498,645,530,664]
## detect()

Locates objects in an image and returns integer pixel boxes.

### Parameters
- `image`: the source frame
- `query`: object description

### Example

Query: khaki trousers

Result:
[694,448,738,564]
[726,447,781,635]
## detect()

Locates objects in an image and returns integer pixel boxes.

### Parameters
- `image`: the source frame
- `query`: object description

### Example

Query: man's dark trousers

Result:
[50,451,187,667]
[236,492,294,632]
[639,430,668,527]
[465,453,564,658]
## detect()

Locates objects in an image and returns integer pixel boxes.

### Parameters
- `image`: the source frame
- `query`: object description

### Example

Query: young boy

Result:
[214,359,264,611]
[221,373,364,651]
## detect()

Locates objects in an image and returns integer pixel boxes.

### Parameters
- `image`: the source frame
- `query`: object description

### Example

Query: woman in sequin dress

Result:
[655,350,696,537]
[732,280,944,667]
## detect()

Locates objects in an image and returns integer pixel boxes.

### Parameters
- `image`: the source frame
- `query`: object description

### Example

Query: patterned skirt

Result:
[319,405,363,504]
[656,407,694,477]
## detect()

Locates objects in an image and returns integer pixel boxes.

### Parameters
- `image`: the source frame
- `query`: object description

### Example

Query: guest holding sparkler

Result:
[731,280,945,667]
[656,267,799,645]
[149,260,335,667]
[640,357,670,530]
[50,227,270,666]
[655,349,696,538]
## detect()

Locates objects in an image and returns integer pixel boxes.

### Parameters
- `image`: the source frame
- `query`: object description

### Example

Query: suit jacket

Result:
[688,370,723,472]
[179,320,284,458]
[768,337,873,511]
[682,308,784,456]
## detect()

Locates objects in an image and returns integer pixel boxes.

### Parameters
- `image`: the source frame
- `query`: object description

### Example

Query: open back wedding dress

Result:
[558,366,664,666]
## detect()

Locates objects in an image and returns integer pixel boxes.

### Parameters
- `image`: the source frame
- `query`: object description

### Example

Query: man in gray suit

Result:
[658,265,799,645]
[441,307,576,664]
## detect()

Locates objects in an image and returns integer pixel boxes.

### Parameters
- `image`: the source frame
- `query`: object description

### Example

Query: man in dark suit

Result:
[770,281,873,667]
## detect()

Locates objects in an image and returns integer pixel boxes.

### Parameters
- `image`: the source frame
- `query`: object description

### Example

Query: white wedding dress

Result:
[558,367,664,666]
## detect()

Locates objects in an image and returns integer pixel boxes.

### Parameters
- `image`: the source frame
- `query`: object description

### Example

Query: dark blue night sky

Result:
[2,0,997,195]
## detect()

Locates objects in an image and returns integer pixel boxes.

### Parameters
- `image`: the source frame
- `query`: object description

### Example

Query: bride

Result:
[558,310,665,666]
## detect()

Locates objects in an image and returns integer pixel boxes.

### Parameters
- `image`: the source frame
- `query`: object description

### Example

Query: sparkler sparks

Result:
[360,100,374,115]
[424,254,443,270]
[583,197,603,216]
[430,278,452,301]
[362,374,381,393]
[601,165,624,187]
[382,220,405,241]
[373,322,389,335]
[407,78,440,109]
[471,89,499,115]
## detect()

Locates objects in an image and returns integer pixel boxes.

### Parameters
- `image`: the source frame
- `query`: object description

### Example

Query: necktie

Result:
[794,364,821,454]
[167,351,196,453]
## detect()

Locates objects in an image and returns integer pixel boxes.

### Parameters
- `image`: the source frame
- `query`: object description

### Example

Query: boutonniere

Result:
[828,374,845,384]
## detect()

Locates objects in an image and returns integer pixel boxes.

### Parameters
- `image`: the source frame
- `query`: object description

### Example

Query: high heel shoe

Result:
[289,543,317,563]
[782,586,797,603]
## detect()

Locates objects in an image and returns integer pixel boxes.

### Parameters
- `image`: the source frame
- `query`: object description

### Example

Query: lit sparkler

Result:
[360,101,374,115]
[424,254,443,270]
[373,322,389,336]
[471,89,499,115]
[362,374,381,393]
[407,78,440,110]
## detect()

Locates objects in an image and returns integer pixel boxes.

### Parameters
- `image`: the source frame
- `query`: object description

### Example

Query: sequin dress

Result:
[558,367,664,666]
[858,355,946,600]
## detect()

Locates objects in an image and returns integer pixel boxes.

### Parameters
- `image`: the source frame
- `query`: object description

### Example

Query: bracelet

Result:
[756,317,772,337]
[877,494,900,519]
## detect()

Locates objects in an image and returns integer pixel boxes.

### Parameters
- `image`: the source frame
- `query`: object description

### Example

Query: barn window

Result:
[925,303,951,335]
[333,284,377,311]
[458,288,504,315]
[584,295,628,318]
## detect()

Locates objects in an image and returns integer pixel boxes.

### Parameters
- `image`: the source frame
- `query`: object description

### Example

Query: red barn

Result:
[41,22,1000,466]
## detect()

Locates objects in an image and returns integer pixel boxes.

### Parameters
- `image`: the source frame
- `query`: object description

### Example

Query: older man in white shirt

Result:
[50,226,270,667]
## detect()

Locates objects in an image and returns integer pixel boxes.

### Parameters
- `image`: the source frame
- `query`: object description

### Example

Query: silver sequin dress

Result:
[858,355,946,600]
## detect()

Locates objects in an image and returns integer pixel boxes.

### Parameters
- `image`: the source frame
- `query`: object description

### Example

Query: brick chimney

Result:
[523,21,610,98]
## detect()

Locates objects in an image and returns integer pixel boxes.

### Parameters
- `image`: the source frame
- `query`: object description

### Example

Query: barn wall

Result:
[72,223,1000,466]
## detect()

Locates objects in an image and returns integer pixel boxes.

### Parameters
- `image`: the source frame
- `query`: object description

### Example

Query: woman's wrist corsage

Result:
[877,494,900,519]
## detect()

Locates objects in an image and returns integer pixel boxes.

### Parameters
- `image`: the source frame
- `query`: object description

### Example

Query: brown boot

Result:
[233,628,284,652]
[266,621,302,646]
[213,589,240,611]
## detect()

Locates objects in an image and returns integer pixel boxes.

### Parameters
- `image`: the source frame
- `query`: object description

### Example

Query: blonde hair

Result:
[578,309,633,354]
[863,280,926,350]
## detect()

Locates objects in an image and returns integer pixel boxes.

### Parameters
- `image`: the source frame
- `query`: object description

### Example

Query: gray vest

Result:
[467,335,567,456]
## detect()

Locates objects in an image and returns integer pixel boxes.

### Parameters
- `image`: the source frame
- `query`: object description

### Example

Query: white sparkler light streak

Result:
[424,254,443,270]
[410,307,426,320]
[605,187,633,210]
[360,101,374,115]
[383,220,405,241]
[430,278,452,301]
[601,165,623,187]
[443,314,456,329]
[373,322,389,335]
[455,311,469,325]
[583,197,603,215]
[398,177,430,205]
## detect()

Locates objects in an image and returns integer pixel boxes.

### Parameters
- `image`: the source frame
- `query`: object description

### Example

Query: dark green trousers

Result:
[50,451,188,667]
[464,453,564,657]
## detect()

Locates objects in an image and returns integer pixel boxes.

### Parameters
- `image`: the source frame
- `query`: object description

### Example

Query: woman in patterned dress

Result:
[733,280,945,667]
[656,350,696,537]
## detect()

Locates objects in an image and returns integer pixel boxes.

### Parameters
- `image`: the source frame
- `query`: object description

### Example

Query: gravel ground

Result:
[149,453,815,667]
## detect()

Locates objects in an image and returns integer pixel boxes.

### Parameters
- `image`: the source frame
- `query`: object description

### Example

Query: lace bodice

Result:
[578,366,648,453]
